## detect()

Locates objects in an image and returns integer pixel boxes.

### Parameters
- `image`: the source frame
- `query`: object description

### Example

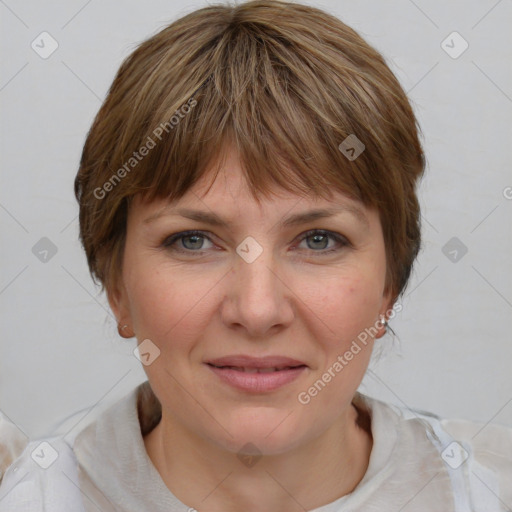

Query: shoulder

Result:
[0,385,146,512]
[0,436,85,512]
[440,416,512,457]
[366,394,512,508]
[441,416,512,505]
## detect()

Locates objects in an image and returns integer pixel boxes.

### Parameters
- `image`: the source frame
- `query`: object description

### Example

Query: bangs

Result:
[117,22,384,208]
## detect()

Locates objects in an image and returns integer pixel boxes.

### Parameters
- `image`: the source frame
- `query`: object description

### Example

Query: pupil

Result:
[309,234,327,249]
[184,235,203,249]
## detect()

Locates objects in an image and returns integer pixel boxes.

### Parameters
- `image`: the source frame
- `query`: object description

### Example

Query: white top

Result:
[0,382,511,511]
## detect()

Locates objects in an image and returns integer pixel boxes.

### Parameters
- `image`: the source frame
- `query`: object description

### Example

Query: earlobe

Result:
[375,314,388,339]
[117,323,135,339]
[107,281,134,338]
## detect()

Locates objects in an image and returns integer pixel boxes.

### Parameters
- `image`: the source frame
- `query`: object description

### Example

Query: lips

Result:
[205,355,307,370]
[208,365,301,373]
[205,355,308,392]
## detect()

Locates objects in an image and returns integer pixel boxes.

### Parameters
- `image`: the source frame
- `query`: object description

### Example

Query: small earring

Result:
[118,323,133,338]
[378,315,388,328]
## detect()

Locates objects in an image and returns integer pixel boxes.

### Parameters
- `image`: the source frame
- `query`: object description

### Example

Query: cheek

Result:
[308,272,383,337]
[125,264,215,345]
[297,271,383,396]
[291,274,381,430]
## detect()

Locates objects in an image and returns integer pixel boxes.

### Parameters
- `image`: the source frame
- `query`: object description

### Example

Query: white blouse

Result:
[0,382,510,511]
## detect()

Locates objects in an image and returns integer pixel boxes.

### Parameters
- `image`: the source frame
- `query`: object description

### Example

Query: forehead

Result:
[132,145,371,219]
[138,193,368,233]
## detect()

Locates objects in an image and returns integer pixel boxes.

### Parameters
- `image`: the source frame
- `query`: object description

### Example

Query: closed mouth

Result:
[207,363,306,373]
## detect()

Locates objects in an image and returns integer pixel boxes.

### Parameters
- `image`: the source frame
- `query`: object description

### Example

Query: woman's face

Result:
[110,147,392,455]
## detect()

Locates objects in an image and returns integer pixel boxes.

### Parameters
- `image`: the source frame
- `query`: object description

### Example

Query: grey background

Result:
[1,0,511,440]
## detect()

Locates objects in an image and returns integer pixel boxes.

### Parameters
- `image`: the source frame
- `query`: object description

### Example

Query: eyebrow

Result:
[144,205,369,230]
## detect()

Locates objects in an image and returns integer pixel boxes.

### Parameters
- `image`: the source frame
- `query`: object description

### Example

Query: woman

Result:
[1,1,510,510]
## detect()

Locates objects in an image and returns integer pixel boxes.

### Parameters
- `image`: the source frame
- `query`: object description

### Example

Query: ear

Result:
[107,278,134,338]
[375,288,396,340]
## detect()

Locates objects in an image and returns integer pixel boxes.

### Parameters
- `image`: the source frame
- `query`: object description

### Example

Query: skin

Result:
[108,146,393,512]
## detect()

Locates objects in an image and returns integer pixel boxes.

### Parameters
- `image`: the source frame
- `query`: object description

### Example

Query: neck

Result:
[144,401,372,512]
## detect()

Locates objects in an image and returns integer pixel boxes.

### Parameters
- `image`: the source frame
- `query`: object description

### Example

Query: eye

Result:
[295,229,349,254]
[162,230,214,253]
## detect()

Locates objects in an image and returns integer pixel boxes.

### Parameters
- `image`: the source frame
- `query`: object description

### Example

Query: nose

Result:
[220,244,294,338]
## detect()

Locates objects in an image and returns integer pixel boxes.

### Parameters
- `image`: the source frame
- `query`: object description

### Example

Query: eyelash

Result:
[161,229,350,256]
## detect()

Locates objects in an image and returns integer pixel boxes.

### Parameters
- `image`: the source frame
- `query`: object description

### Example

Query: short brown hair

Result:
[75,0,425,304]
